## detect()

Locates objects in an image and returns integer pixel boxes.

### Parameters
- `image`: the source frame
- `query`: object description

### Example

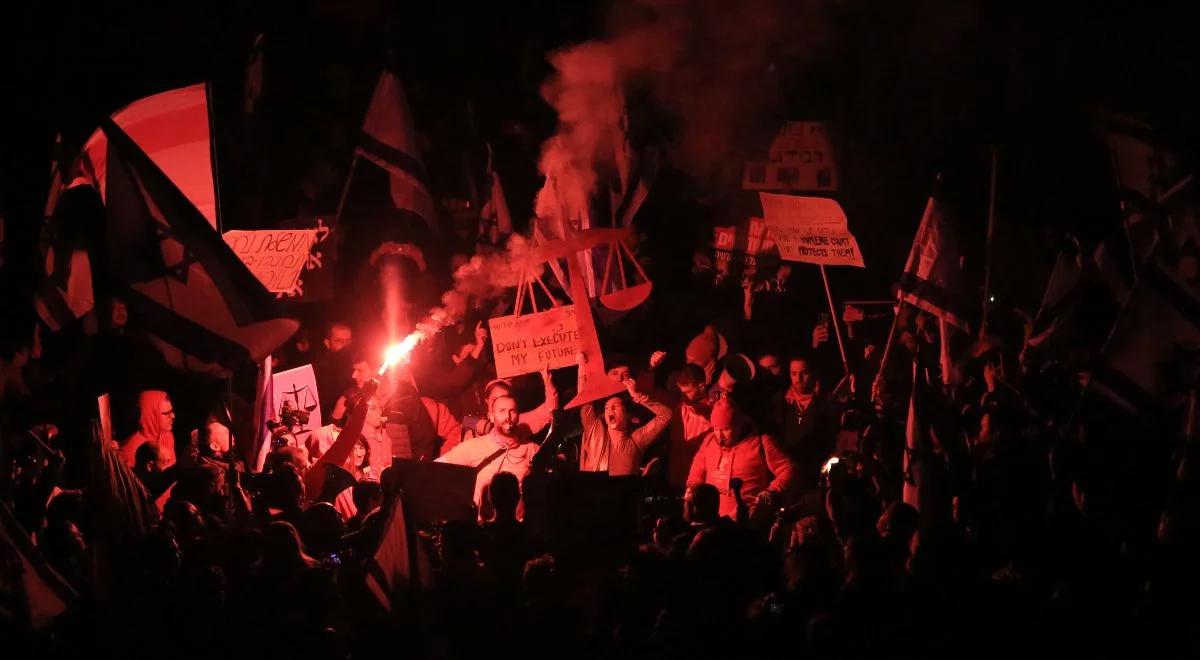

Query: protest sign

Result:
[223,229,319,294]
[759,193,865,268]
[271,364,322,435]
[489,305,580,378]
[743,121,838,192]
[711,218,781,269]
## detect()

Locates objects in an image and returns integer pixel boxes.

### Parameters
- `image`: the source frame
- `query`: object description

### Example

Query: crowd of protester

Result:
[3,239,1200,659]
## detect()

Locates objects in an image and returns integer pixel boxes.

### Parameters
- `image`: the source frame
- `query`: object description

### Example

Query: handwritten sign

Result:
[223,229,319,294]
[759,193,865,268]
[489,305,580,378]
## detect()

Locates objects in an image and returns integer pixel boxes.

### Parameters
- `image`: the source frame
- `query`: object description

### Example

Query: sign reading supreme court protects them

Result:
[489,305,580,378]
[758,193,866,268]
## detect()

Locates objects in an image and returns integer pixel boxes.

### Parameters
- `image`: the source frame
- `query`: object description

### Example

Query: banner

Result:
[223,229,320,294]
[759,193,865,268]
[271,364,322,436]
[489,305,580,378]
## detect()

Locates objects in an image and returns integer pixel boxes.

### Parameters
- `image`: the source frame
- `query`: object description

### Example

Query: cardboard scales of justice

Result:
[508,227,647,409]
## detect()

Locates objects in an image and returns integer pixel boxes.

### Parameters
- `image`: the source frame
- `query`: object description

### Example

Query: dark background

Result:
[4,0,1200,340]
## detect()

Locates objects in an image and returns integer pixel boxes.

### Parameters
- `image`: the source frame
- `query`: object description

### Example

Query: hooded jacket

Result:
[121,390,177,470]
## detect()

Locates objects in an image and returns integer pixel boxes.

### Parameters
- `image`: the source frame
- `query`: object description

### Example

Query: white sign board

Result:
[271,364,322,435]
[759,193,866,268]
[223,229,320,294]
[489,305,580,378]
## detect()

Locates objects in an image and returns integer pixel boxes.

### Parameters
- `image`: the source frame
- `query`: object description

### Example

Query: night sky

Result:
[4,1,1200,326]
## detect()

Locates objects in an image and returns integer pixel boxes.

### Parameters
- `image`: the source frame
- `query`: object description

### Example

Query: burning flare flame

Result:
[378,332,423,376]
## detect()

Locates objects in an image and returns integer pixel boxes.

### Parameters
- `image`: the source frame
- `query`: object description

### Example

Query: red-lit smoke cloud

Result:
[536,0,832,220]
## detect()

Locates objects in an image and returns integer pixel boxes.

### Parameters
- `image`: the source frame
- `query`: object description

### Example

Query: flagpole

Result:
[939,317,953,387]
[334,154,361,223]
[819,265,850,377]
[206,81,224,234]
[981,146,998,335]
[874,293,904,392]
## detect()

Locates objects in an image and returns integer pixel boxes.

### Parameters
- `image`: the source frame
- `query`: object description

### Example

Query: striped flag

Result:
[88,420,160,603]
[89,419,160,536]
[34,247,94,332]
[1093,214,1200,415]
[101,119,298,375]
[1029,238,1085,348]
[357,71,438,231]
[898,193,973,331]
[365,492,432,612]
[69,84,218,228]
[34,183,103,332]
[478,145,513,247]
[901,359,929,510]
[1097,112,1179,208]
[0,503,76,628]
[611,146,658,228]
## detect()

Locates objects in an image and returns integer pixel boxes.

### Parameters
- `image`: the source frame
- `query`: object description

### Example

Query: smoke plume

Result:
[536,0,832,220]
[410,234,546,342]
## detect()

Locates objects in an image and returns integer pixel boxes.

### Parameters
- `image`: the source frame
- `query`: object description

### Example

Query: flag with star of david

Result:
[101,119,298,375]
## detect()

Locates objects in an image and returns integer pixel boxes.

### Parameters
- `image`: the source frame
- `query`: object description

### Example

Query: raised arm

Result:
[628,381,673,452]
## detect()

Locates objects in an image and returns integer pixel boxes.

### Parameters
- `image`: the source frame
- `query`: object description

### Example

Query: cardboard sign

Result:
[271,364,322,435]
[489,305,580,378]
[744,121,838,192]
[223,229,319,294]
[277,216,336,301]
[759,193,865,268]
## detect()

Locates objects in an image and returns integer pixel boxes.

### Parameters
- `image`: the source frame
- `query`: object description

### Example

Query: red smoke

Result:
[536,0,832,215]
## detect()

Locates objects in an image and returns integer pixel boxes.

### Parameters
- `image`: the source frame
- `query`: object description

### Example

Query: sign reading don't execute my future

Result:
[489,305,580,378]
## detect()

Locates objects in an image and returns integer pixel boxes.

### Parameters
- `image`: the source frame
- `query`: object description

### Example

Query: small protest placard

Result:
[271,364,322,434]
[489,305,580,378]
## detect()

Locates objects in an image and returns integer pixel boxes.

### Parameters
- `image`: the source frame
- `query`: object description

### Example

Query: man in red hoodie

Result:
[685,397,796,519]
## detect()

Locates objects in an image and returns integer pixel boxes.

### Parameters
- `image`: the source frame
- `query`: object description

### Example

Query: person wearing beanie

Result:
[685,397,796,519]
[684,325,727,386]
